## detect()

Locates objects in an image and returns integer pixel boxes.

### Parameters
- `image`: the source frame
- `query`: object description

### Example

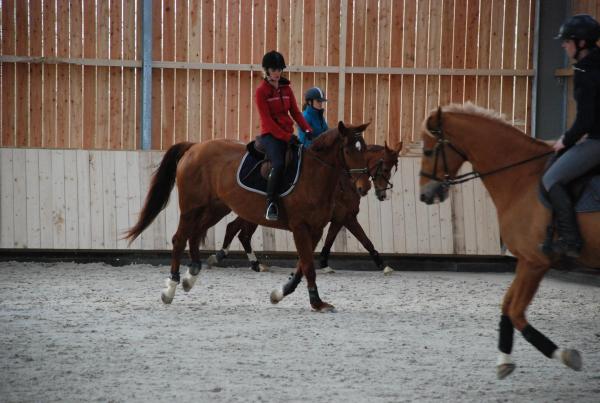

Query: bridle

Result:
[306,131,370,178]
[419,109,553,188]
[367,157,396,192]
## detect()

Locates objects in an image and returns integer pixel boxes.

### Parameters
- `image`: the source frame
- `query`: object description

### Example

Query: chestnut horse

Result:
[206,143,402,273]
[419,103,600,379]
[126,122,370,311]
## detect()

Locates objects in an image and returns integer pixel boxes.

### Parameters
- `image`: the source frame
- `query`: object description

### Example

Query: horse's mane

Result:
[425,102,551,152]
[310,128,341,151]
[366,144,384,152]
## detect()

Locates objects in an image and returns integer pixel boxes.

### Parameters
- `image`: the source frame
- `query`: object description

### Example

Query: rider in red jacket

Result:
[256,51,313,220]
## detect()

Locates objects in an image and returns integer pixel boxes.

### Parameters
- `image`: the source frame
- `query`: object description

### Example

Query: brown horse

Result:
[206,143,402,274]
[126,122,370,311]
[418,103,600,379]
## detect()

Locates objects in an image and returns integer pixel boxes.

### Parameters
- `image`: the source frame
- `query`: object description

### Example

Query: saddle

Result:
[246,136,297,179]
[539,163,600,213]
[237,137,304,197]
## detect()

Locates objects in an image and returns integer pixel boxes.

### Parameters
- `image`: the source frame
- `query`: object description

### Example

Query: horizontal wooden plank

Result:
[0,55,535,76]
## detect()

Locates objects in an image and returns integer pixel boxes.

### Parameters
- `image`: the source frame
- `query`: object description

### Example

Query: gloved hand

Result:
[304,130,314,141]
[289,134,300,146]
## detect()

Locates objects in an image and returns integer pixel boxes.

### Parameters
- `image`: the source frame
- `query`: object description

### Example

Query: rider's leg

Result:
[261,134,287,221]
[541,139,600,257]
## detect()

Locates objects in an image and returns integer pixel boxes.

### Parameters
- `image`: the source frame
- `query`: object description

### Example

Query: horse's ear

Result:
[338,121,347,134]
[426,107,442,132]
[395,141,403,153]
[355,122,370,133]
[384,140,389,150]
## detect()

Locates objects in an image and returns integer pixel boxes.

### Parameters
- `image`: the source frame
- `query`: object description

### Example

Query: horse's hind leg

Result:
[162,212,195,304]
[345,216,392,274]
[182,220,204,293]
[319,220,343,273]
[496,259,582,379]
[208,216,243,268]
[238,221,263,272]
[182,205,231,291]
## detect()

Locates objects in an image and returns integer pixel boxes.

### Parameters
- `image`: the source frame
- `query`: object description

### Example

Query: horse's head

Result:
[363,142,402,200]
[419,107,468,205]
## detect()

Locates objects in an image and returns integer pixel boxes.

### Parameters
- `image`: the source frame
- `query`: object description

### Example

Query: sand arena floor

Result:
[0,261,599,402]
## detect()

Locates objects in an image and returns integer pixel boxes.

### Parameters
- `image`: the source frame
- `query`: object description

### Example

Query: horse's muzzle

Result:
[420,181,448,205]
[357,185,369,197]
[375,189,388,201]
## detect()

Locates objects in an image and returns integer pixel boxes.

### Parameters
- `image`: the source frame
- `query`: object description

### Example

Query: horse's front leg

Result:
[270,266,303,304]
[305,225,334,312]
[497,259,582,379]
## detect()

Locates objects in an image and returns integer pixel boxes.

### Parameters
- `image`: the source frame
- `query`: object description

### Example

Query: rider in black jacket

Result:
[542,14,600,257]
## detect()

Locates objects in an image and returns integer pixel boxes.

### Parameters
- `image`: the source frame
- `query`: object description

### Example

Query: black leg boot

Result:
[265,167,283,221]
[547,183,583,258]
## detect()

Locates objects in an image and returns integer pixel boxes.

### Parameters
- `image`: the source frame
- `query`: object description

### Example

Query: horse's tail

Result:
[125,142,195,243]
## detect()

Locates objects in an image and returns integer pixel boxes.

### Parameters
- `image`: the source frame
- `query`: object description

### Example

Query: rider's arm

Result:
[289,90,313,133]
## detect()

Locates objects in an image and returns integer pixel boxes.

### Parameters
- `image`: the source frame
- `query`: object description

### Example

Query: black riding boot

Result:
[547,183,583,257]
[265,167,283,221]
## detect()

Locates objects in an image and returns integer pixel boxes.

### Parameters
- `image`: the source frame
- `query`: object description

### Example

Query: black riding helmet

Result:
[262,51,286,73]
[556,14,600,54]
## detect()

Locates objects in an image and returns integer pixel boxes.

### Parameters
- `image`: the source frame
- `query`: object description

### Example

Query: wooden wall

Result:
[1,0,536,150]
[0,148,501,255]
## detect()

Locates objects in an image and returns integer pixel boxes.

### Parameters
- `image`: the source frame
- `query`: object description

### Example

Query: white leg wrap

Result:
[161,278,178,304]
[247,252,257,262]
[270,288,284,304]
[382,266,394,275]
[552,348,563,361]
[553,348,582,371]
[497,352,514,366]
[181,269,199,292]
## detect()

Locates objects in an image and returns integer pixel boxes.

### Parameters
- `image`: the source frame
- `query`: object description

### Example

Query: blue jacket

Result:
[298,105,329,147]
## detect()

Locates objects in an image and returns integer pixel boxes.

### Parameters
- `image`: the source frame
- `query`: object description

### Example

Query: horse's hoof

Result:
[161,291,174,304]
[560,349,582,371]
[270,289,284,304]
[496,363,516,380]
[259,264,270,273]
[311,301,336,313]
[181,271,198,292]
[206,254,218,268]
[382,266,394,275]
[321,266,335,274]
[161,279,178,304]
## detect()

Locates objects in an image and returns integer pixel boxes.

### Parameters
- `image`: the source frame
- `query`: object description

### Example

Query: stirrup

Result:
[265,202,279,221]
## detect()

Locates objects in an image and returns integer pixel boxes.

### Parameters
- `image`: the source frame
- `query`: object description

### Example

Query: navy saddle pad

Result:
[539,175,600,212]
[236,142,304,197]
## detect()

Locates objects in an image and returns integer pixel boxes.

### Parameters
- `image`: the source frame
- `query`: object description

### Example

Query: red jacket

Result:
[255,78,312,142]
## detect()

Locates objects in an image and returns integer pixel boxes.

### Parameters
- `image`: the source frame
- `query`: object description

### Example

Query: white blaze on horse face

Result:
[355,141,362,151]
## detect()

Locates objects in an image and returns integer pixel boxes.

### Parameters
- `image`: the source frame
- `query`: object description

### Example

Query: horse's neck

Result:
[449,115,551,212]
[304,143,344,193]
